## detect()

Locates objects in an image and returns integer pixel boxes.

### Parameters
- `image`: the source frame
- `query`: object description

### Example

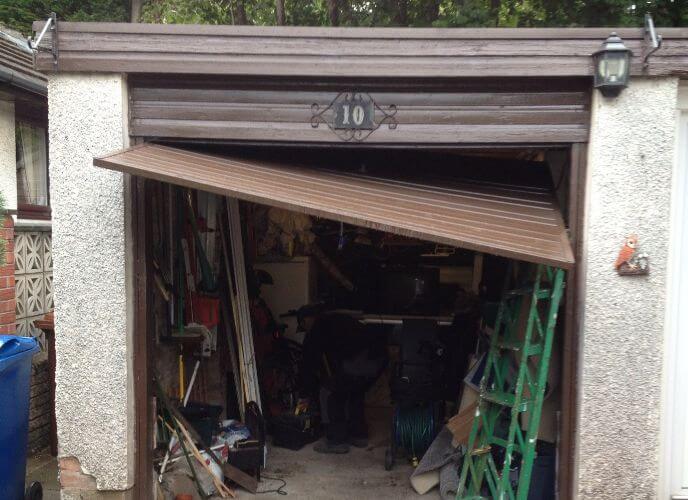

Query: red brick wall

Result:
[0,215,16,334]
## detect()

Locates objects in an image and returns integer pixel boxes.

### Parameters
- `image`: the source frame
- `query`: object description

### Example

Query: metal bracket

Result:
[643,13,662,69]
[28,12,58,66]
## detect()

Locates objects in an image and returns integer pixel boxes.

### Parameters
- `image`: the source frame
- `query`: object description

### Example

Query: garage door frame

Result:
[127,143,586,500]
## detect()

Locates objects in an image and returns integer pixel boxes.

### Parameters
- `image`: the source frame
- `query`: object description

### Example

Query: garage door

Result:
[94,143,574,268]
[128,76,591,145]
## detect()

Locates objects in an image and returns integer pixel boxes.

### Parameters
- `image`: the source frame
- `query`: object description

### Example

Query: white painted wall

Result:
[577,77,679,499]
[48,74,134,492]
[0,99,17,211]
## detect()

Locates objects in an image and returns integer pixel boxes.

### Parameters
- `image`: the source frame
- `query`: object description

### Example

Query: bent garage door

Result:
[95,143,574,268]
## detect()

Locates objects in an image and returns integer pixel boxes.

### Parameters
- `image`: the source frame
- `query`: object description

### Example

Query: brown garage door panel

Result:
[94,144,574,268]
[128,79,590,144]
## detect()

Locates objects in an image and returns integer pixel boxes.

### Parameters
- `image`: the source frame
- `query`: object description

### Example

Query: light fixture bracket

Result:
[28,12,57,66]
[643,13,662,69]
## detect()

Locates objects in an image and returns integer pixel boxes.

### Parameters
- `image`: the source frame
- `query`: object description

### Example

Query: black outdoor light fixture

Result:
[593,32,632,98]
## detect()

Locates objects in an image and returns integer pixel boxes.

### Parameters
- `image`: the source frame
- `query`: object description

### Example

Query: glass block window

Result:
[15,230,52,351]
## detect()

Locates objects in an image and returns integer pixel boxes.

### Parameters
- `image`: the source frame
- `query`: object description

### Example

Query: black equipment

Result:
[386,319,447,470]
[227,401,266,481]
[390,319,448,403]
[271,412,320,451]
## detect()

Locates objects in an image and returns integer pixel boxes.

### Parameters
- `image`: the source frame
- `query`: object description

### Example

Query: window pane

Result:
[16,122,48,206]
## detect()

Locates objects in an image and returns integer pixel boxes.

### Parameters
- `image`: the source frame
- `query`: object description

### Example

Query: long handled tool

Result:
[175,418,234,498]
[155,377,258,494]
[160,359,202,478]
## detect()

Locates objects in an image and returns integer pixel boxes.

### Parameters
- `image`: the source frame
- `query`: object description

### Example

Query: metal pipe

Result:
[30,15,54,51]
[359,318,453,326]
[645,13,661,49]
[0,66,46,96]
[643,13,663,67]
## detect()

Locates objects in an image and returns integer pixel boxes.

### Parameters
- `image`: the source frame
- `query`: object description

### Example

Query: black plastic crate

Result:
[178,402,223,446]
[271,413,320,451]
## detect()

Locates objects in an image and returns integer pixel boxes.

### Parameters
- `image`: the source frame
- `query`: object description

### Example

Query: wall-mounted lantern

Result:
[593,32,632,98]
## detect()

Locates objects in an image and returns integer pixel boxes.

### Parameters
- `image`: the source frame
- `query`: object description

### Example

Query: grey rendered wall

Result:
[577,77,678,499]
[48,74,134,493]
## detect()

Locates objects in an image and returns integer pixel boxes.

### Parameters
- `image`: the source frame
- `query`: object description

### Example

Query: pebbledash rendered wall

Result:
[48,74,135,498]
[577,76,679,499]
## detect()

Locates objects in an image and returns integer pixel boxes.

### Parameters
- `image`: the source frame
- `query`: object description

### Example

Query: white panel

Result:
[669,112,688,496]
[254,257,316,343]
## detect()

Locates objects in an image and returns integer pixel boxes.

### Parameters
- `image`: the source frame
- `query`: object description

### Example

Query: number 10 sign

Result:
[334,94,374,130]
[311,92,398,142]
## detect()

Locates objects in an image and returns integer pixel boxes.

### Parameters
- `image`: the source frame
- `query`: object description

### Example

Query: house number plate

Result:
[311,92,397,142]
[333,95,375,130]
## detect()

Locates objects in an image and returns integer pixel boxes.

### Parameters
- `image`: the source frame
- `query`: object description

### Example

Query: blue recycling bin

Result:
[0,335,41,500]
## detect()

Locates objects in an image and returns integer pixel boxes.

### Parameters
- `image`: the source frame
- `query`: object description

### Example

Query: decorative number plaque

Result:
[311,92,397,142]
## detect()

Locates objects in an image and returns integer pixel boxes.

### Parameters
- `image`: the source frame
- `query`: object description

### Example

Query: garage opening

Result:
[97,143,574,499]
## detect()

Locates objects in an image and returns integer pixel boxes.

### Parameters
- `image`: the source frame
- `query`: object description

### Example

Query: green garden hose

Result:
[393,404,435,465]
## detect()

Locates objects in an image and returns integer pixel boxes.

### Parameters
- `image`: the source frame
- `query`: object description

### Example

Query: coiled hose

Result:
[393,404,435,465]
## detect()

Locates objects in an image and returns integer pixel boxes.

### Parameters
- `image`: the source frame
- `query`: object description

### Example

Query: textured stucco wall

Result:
[0,99,17,211]
[577,77,678,499]
[48,74,134,491]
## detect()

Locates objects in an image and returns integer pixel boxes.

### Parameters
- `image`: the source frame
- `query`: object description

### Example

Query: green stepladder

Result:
[456,263,566,500]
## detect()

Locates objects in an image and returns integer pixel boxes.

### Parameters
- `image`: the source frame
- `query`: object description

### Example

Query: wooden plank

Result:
[155,380,259,493]
[33,21,679,39]
[132,106,587,127]
[54,33,644,57]
[133,175,154,500]
[174,419,235,498]
[37,52,598,77]
[128,74,591,93]
[31,22,688,76]
[226,198,262,408]
[130,87,589,106]
[129,119,589,144]
[558,143,586,500]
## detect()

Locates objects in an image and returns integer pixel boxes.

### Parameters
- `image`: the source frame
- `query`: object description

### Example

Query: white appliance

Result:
[254,257,317,344]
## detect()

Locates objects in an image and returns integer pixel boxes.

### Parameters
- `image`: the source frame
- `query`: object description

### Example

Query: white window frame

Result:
[663,83,688,499]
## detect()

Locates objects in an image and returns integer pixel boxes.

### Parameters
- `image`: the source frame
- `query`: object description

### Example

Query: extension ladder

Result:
[457,263,566,500]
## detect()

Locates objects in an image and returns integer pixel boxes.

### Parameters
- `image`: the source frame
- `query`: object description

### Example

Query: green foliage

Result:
[136,0,688,28]
[140,0,231,24]
[1,0,687,42]
[0,0,128,35]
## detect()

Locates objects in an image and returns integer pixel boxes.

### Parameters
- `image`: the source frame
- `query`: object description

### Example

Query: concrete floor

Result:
[26,450,60,500]
[23,408,431,500]
[25,445,424,500]
[235,438,419,499]
[233,406,424,499]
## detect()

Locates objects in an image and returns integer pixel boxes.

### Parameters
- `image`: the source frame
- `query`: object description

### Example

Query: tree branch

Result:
[327,0,340,26]
[276,0,286,25]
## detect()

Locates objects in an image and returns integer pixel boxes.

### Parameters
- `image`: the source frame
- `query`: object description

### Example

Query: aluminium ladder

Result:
[457,263,566,500]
